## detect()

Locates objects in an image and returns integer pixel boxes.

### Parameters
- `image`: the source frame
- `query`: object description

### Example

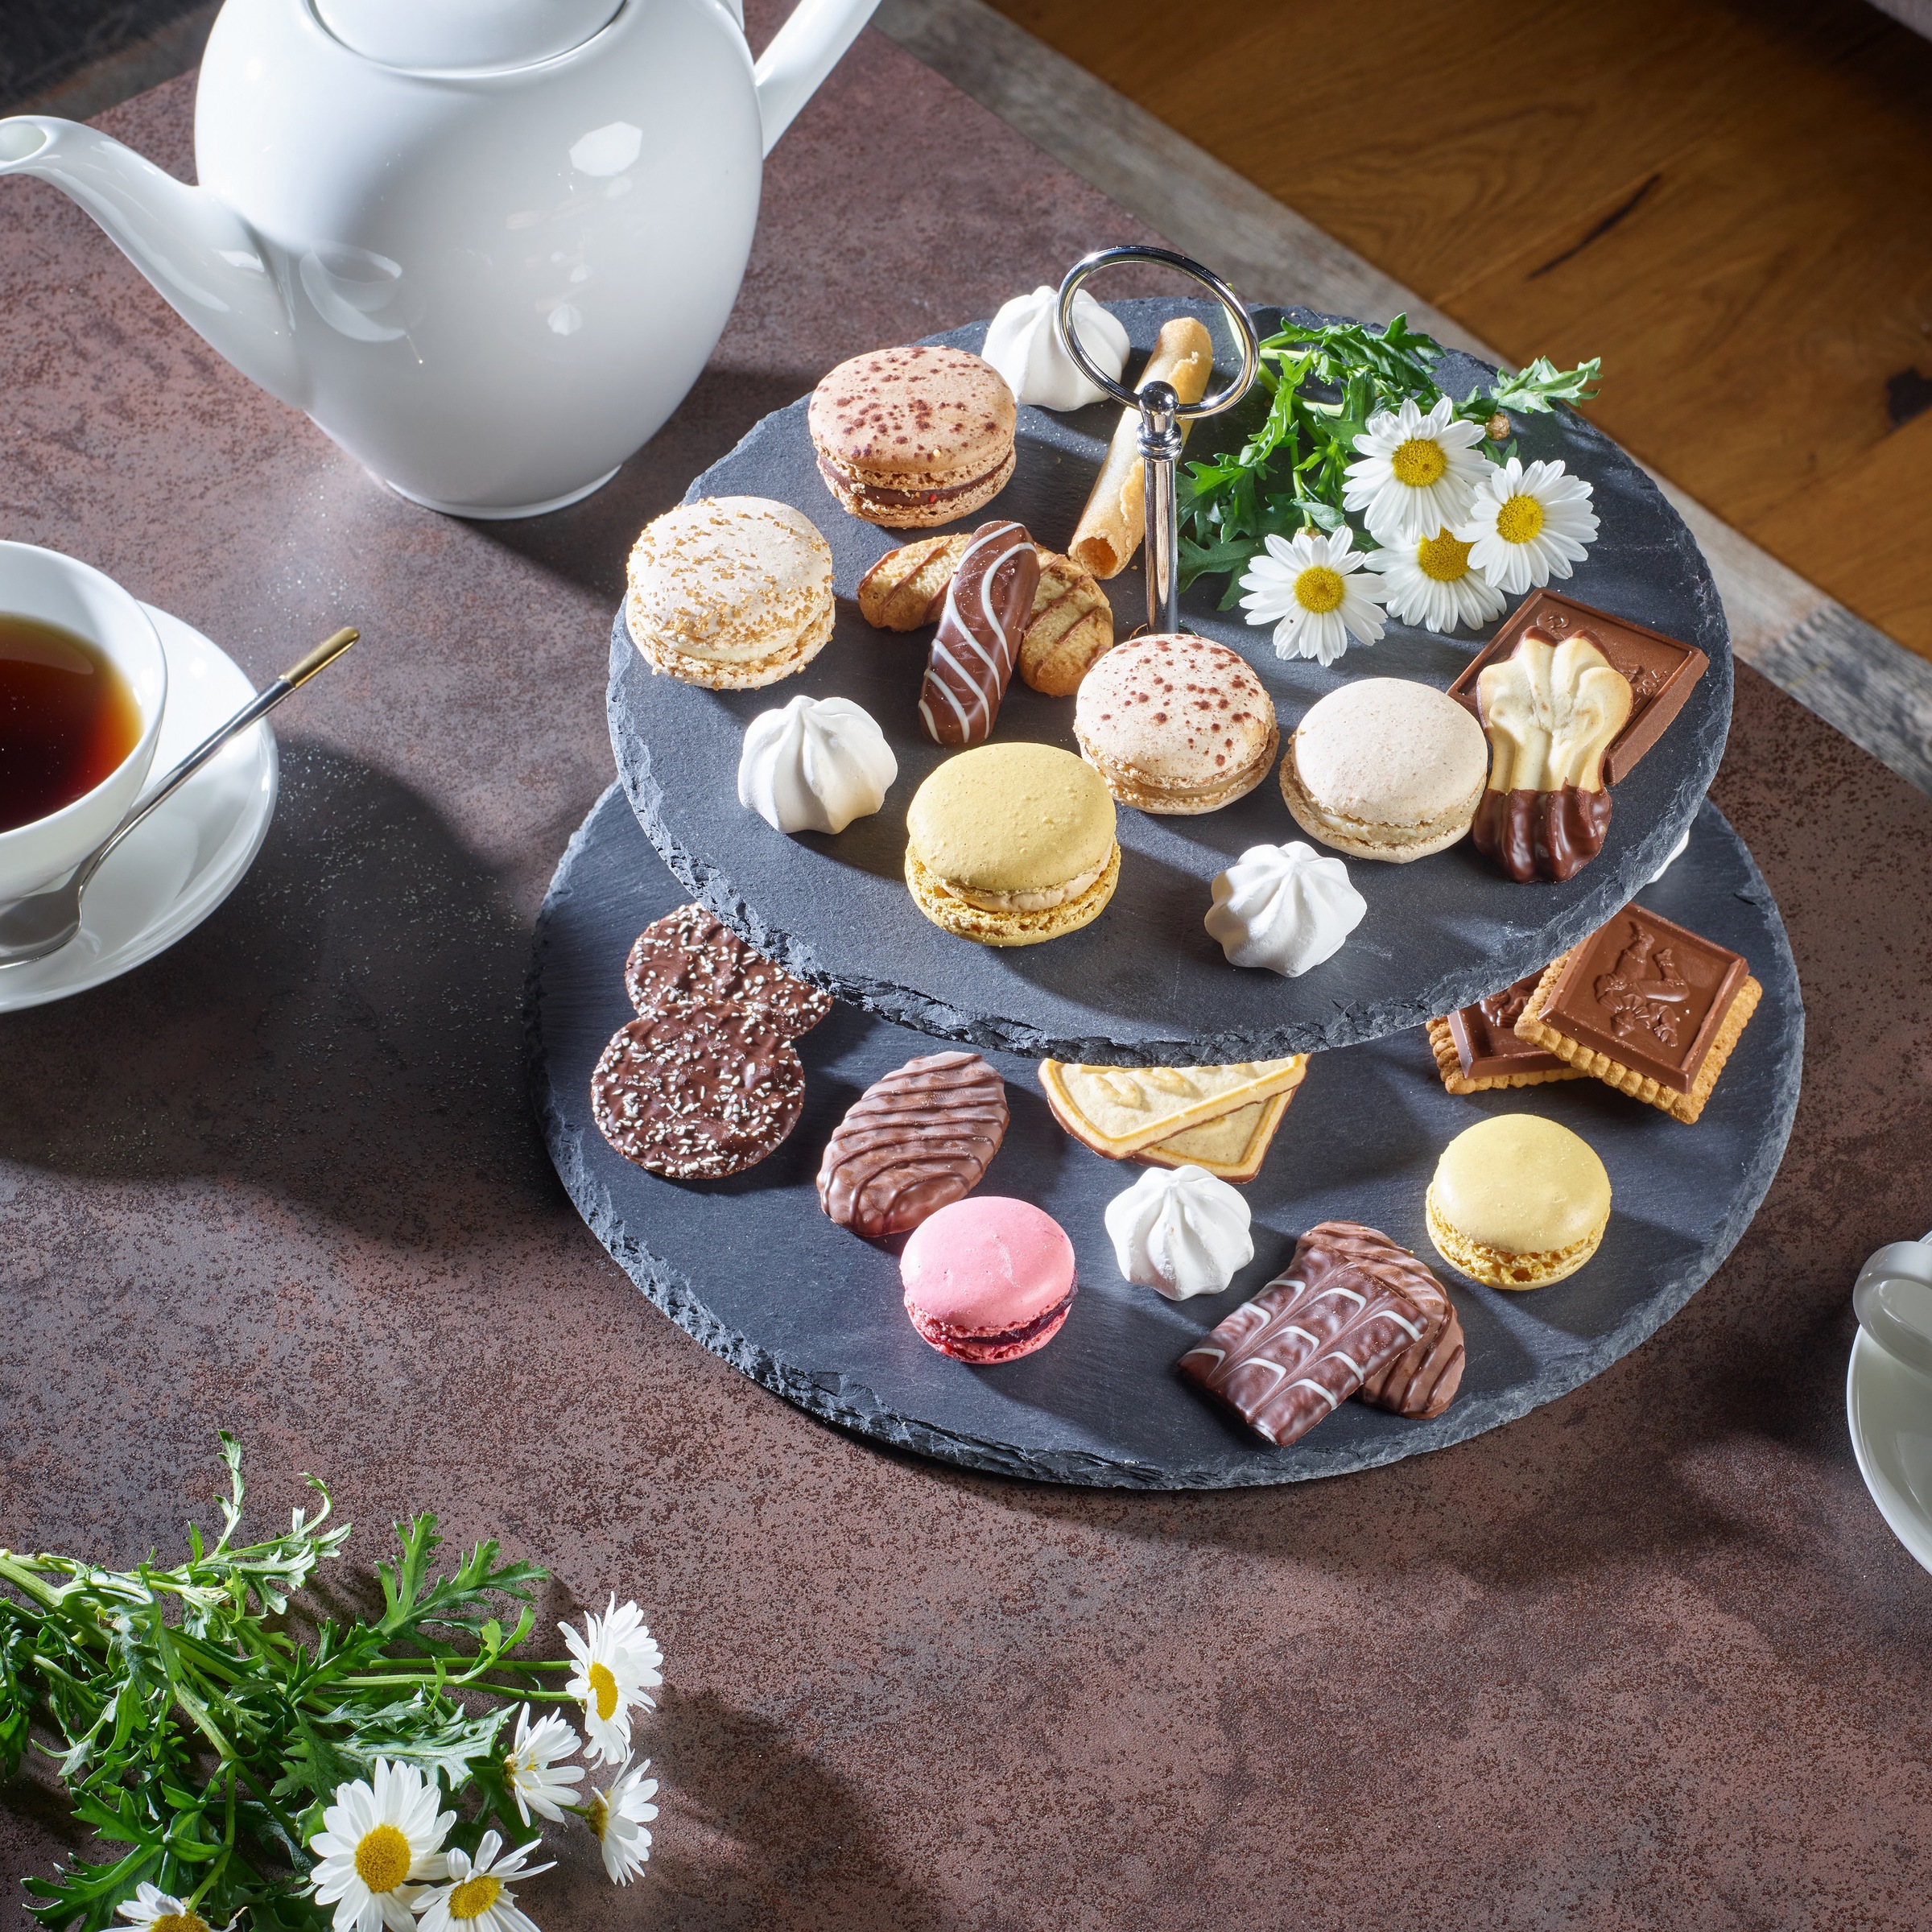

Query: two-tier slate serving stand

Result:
[527,288,1802,1488]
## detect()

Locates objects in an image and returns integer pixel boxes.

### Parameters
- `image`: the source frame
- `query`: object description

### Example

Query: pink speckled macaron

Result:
[900,1197,1077,1363]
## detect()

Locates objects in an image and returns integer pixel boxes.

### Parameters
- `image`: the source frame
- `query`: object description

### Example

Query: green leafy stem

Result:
[0,1436,572,1932]
[1176,313,1601,602]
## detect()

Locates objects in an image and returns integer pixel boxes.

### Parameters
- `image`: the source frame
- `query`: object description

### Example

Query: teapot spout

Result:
[0,117,307,411]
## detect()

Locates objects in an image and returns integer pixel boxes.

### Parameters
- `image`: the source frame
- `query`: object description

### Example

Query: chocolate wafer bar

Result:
[1515,905,1761,1125]
[1178,1221,1436,1446]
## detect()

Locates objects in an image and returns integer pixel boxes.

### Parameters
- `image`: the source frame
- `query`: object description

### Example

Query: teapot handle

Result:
[753,0,881,156]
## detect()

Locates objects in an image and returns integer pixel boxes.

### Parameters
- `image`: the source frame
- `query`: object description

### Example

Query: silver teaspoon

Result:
[0,625,359,970]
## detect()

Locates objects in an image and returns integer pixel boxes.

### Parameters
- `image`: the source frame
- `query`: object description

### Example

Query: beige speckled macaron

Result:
[625,497,834,690]
[904,742,1119,946]
[809,345,1017,530]
[1281,677,1488,861]
[1073,634,1279,814]
[1425,1113,1612,1289]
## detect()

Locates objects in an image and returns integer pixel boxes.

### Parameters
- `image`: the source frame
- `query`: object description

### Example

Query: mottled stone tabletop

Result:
[4,10,1931,1926]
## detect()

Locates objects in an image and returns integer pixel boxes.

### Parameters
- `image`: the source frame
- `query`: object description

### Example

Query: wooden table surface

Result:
[4,13,1932,1927]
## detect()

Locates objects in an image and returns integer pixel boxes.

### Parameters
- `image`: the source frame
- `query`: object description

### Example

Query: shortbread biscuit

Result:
[1018,552,1115,695]
[857,534,971,630]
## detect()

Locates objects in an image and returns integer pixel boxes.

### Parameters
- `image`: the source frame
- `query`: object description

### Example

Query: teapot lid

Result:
[314,0,625,72]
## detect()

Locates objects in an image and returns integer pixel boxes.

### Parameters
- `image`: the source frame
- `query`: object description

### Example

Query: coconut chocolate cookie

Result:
[808,345,1016,530]
[817,1051,1009,1241]
[625,497,833,690]
[591,1013,805,1180]
[1074,634,1278,814]
[625,903,831,1039]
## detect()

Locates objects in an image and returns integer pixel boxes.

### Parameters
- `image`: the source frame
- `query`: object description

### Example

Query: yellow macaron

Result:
[1425,1113,1611,1289]
[904,742,1119,946]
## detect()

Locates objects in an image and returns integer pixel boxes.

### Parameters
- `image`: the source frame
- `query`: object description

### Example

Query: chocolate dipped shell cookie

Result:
[818,1051,1009,1241]
[1074,634,1279,814]
[809,345,1016,530]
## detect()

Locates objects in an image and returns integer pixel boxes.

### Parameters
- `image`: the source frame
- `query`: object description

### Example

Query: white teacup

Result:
[1854,1238,1932,1381]
[0,541,167,904]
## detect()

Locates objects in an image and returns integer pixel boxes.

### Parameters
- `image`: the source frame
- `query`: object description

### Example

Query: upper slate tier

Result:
[609,302,1731,1066]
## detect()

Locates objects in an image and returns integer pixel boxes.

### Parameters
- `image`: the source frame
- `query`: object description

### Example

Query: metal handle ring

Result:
[1054,245,1260,419]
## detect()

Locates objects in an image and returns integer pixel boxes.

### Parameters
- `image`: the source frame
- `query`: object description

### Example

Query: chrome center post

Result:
[1053,245,1260,636]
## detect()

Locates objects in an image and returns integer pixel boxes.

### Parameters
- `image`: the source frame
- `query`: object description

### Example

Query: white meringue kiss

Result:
[980,286,1130,411]
[737,694,897,836]
[1104,1163,1254,1302]
[1205,840,1366,976]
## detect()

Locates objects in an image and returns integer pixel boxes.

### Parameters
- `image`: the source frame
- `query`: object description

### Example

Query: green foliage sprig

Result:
[1177,314,1601,601]
[0,1437,591,1931]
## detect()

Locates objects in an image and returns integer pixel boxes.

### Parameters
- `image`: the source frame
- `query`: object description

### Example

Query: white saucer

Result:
[0,605,278,1013]
[1847,1327,1932,1575]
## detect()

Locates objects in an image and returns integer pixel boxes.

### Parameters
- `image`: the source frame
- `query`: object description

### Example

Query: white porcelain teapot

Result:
[0,0,878,517]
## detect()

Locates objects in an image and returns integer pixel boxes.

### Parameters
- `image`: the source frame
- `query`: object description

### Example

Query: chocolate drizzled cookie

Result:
[918,521,1038,747]
[818,1051,1008,1240]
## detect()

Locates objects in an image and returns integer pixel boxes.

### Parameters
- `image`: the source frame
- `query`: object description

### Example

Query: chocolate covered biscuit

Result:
[1426,972,1590,1094]
[818,1051,1009,1240]
[1178,1220,1438,1446]
[1516,906,1761,1125]
[625,903,832,1039]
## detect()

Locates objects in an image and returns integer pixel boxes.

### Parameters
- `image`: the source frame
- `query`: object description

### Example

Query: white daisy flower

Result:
[585,1757,659,1886]
[307,1758,454,1932]
[1368,527,1507,636]
[1455,456,1599,595]
[116,1884,212,1932]
[562,1596,663,1768]
[412,1832,553,1932]
[1342,394,1490,544]
[502,1704,584,1827]
[1238,525,1387,667]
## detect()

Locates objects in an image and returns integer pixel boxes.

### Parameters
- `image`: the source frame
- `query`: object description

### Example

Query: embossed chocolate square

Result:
[1516,905,1762,1125]
[1446,589,1709,785]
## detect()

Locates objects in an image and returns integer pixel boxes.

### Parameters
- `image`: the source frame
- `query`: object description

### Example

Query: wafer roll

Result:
[1067,317,1215,579]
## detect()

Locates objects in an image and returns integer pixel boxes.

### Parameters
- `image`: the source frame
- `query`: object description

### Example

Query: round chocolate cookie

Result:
[592,1012,805,1180]
[625,902,832,1038]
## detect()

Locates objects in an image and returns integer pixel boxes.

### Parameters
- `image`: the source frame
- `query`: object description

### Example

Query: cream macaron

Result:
[1073,634,1279,814]
[904,742,1120,946]
[1425,1113,1612,1289]
[809,345,1018,530]
[1281,676,1489,861]
[625,496,834,690]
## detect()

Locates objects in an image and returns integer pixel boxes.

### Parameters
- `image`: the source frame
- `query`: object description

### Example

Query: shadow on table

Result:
[465,367,822,602]
[0,738,565,1251]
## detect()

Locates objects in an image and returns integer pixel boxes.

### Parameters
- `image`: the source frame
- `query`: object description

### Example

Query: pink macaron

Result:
[900,1197,1077,1364]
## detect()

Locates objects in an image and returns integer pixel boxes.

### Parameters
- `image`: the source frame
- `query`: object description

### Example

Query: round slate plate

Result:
[609,299,1732,1066]
[530,783,1799,1489]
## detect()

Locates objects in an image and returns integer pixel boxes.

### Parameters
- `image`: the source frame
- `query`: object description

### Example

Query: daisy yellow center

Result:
[355,1823,414,1895]
[588,1660,620,1721]
[446,1874,503,1922]
[152,1915,210,1932]
[1293,565,1346,613]
[1495,494,1545,544]
[1416,532,1474,581]
[1390,437,1447,488]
